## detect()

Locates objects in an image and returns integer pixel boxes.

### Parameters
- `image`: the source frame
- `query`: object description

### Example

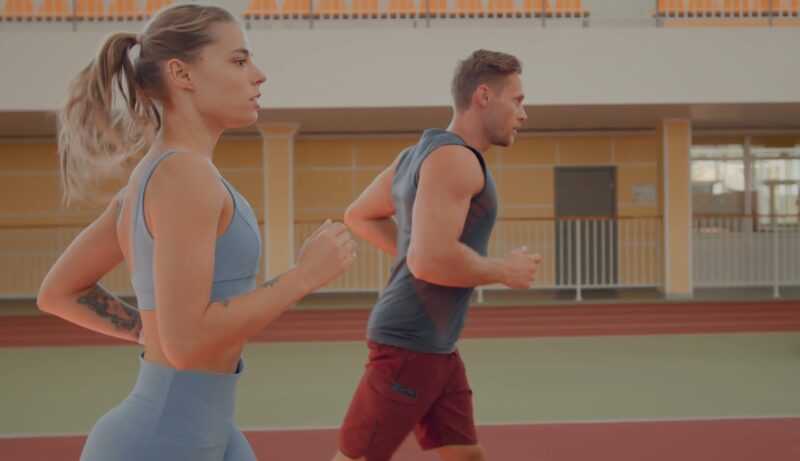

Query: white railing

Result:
[693,214,800,297]
[480,216,663,301]
[0,225,133,299]
[0,222,267,300]
[295,221,395,293]
[8,215,800,300]
[0,217,663,299]
[296,216,663,300]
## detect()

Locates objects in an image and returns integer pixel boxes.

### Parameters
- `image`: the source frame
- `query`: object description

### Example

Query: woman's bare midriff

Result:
[140,311,244,374]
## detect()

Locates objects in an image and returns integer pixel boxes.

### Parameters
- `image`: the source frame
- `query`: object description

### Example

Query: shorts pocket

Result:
[366,368,420,405]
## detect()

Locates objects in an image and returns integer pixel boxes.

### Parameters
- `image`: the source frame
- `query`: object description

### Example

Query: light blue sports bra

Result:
[118,150,262,310]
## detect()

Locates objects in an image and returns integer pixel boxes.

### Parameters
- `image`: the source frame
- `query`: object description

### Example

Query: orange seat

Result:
[282,0,310,18]
[1,0,34,21]
[36,0,70,20]
[784,0,800,16]
[419,0,449,17]
[382,0,416,18]
[656,0,685,17]
[521,0,551,17]
[454,0,485,17]
[144,0,172,16]
[751,0,779,15]
[76,0,104,20]
[316,0,348,18]
[722,0,748,16]
[107,0,143,20]
[687,0,714,17]
[351,0,379,18]
[487,0,519,17]
[243,0,280,19]
[552,0,589,17]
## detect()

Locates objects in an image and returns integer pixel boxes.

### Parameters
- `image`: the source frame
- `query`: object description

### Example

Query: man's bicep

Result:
[358,165,396,217]
[410,149,483,250]
[348,157,399,220]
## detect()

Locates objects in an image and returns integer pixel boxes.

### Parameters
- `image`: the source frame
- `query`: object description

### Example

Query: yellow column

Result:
[257,123,300,279]
[659,119,693,297]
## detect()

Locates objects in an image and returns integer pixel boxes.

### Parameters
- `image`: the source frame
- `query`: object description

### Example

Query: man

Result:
[334,49,541,461]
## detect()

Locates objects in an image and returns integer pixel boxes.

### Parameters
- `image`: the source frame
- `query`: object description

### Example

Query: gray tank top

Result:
[367,129,498,354]
[118,150,262,310]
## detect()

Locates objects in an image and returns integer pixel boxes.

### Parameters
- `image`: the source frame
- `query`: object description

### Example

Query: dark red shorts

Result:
[338,341,478,461]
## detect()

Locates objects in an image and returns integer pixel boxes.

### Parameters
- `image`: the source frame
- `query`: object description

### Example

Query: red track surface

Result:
[2,418,799,461]
[2,301,799,459]
[2,300,800,348]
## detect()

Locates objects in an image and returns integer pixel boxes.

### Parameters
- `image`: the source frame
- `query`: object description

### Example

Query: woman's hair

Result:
[57,4,236,204]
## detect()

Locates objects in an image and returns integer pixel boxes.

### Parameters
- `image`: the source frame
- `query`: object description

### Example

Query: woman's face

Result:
[185,21,267,129]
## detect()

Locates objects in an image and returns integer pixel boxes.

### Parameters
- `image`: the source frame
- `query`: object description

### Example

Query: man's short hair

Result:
[451,49,522,111]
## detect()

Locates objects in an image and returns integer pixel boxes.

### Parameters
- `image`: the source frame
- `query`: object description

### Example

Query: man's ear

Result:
[473,84,492,109]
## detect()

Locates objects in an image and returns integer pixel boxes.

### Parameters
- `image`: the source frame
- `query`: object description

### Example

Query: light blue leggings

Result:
[80,355,256,461]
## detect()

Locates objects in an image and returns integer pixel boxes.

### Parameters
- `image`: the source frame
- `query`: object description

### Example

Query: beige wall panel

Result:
[214,139,263,169]
[0,175,62,212]
[354,169,382,194]
[497,207,554,220]
[495,168,554,206]
[295,171,354,209]
[295,140,354,168]
[0,143,58,170]
[499,138,558,165]
[353,139,413,166]
[482,148,501,166]
[617,204,660,217]
[618,166,658,204]
[221,171,264,214]
[559,137,613,165]
[615,136,658,164]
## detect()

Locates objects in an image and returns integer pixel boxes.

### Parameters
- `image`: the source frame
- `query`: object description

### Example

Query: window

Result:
[751,144,800,227]
[691,143,746,215]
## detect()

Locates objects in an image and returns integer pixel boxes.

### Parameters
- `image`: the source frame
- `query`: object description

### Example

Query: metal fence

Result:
[693,214,800,297]
[297,216,663,300]
[0,225,132,299]
[6,214,800,300]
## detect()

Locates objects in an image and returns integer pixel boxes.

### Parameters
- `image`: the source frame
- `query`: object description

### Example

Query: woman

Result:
[37,4,356,460]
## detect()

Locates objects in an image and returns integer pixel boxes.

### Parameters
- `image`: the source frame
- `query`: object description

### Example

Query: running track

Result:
[2,300,800,347]
[2,300,800,460]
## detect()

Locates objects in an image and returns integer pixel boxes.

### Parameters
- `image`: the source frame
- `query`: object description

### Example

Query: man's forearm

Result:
[352,217,397,256]
[409,243,504,288]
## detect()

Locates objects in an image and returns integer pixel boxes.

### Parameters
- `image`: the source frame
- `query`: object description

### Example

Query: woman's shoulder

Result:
[144,151,226,214]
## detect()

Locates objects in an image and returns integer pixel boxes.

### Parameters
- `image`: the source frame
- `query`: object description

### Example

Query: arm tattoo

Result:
[262,275,280,288]
[77,285,142,336]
